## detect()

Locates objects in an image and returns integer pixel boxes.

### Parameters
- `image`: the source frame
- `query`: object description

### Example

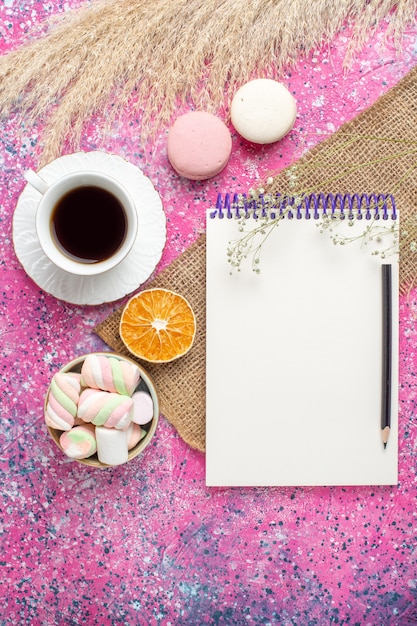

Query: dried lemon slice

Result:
[119,288,196,363]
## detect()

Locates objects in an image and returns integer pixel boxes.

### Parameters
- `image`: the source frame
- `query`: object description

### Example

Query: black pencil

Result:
[381,264,392,449]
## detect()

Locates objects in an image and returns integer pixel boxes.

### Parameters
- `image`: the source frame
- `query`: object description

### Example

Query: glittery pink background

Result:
[1,2,417,624]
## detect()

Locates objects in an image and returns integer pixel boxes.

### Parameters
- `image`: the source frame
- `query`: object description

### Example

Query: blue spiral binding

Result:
[210,192,397,221]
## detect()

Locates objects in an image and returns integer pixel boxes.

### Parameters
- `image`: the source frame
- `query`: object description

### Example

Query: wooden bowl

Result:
[45,352,159,468]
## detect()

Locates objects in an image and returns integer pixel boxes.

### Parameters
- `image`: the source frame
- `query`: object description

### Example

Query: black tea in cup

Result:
[50,186,127,263]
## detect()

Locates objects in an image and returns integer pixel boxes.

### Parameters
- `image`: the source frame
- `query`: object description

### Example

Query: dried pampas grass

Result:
[0,0,416,164]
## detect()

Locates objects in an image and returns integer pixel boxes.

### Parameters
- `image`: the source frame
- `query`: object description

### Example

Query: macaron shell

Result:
[231,79,296,144]
[167,111,232,180]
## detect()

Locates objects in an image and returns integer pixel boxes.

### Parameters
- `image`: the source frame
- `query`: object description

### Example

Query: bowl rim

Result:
[45,351,159,468]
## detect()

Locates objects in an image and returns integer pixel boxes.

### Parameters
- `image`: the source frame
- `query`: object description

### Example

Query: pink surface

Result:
[1,2,417,624]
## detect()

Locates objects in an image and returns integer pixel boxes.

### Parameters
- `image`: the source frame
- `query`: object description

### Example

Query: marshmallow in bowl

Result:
[45,372,81,431]
[96,426,129,466]
[80,353,140,396]
[77,388,134,430]
[127,422,145,450]
[131,390,154,425]
[59,424,97,459]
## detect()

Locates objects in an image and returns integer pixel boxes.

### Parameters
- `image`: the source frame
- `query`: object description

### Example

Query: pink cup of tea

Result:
[24,169,138,276]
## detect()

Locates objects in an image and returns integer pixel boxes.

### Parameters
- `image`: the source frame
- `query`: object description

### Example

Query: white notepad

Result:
[206,198,399,487]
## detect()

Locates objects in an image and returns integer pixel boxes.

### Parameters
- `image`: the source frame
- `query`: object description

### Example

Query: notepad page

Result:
[206,211,399,487]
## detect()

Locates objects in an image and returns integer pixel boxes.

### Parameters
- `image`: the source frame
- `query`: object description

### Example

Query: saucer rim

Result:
[13,151,167,305]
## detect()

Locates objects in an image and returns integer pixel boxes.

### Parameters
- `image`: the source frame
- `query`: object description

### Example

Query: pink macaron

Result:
[167,111,232,180]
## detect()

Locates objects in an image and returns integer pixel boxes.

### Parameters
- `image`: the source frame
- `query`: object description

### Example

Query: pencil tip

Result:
[384,442,387,449]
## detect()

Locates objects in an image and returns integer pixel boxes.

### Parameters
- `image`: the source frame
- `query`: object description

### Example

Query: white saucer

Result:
[13,151,166,305]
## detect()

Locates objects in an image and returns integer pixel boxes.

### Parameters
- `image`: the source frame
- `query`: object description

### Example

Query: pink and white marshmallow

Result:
[77,388,134,430]
[45,372,81,431]
[80,354,140,396]
[59,424,97,459]
[126,422,146,450]
[131,390,154,425]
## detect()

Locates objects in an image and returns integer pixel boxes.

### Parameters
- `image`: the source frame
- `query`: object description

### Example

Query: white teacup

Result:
[24,169,138,276]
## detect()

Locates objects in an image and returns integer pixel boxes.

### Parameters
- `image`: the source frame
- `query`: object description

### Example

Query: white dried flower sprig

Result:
[316,211,399,258]
[225,133,417,275]
[226,190,401,274]
[226,190,302,274]
[227,213,281,274]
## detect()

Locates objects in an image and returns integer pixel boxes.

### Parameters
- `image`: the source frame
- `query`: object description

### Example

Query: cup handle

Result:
[24,169,49,195]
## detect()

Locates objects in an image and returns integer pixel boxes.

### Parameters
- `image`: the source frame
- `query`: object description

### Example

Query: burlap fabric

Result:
[94,235,206,452]
[264,64,417,293]
[95,66,417,451]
